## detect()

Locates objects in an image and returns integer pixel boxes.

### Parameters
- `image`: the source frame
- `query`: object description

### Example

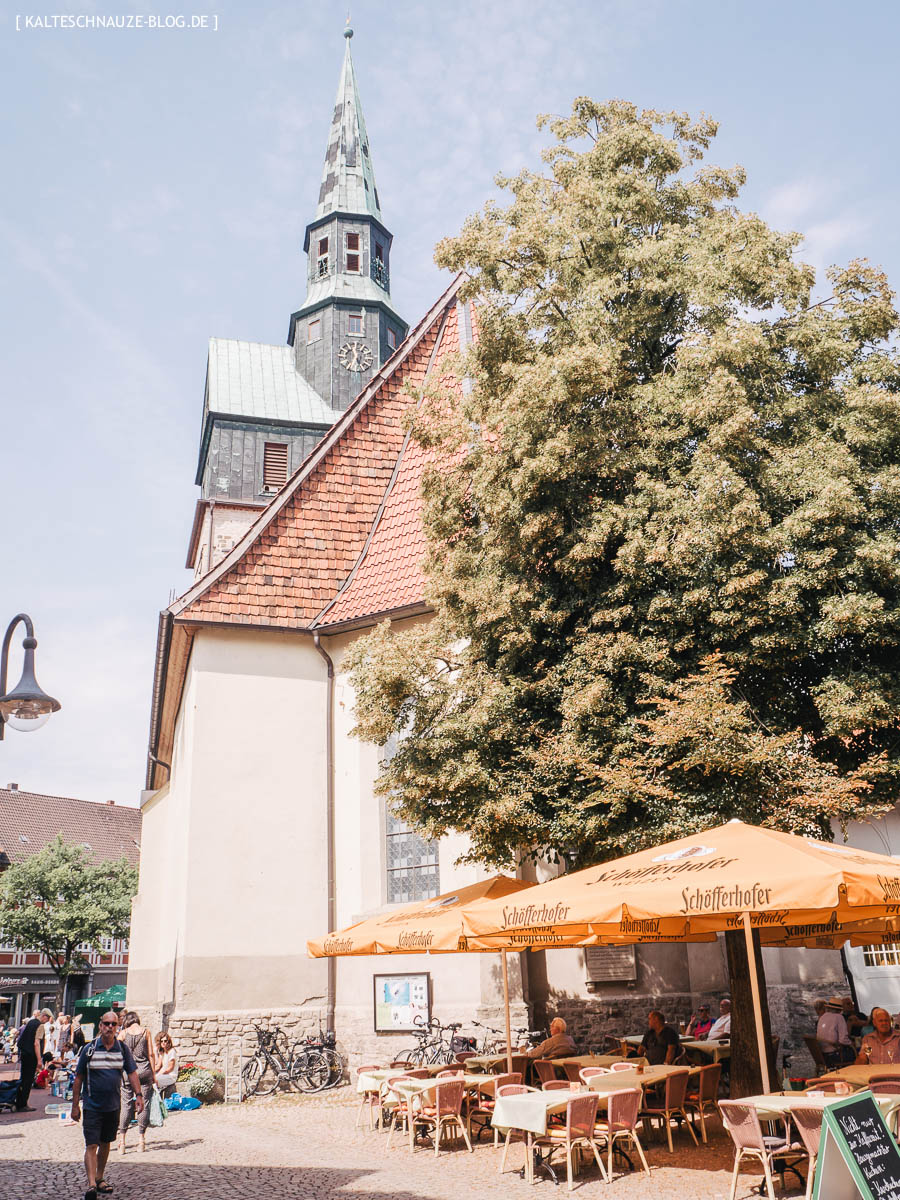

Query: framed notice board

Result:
[813,1090,900,1200]
[373,972,431,1033]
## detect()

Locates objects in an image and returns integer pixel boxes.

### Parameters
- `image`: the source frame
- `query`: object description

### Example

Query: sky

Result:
[1,0,898,807]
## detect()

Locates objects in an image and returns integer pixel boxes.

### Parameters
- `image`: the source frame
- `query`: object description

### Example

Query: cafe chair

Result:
[801,1080,842,1094]
[869,1073,900,1084]
[455,1051,477,1064]
[532,1092,609,1190]
[355,1064,384,1130]
[610,1061,637,1072]
[544,1079,578,1091]
[868,1081,900,1093]
[802,1036,828,1076]
[639,1069,698,1153]
[436,1069,464,1078]
[791,1107,824,1200]
[492,1055,528,1078]
[579,1067,612,1084]
[467,1071,522,1145]
[385,1073,430,1151]
[594,1087,651,1182]
[684,1063,723,1142]
[412,1079,473,1157]
[497,1084,535,1175]
[534,1059,561,1086]
[719,1100,806,1200]
[564,1062,586,1083]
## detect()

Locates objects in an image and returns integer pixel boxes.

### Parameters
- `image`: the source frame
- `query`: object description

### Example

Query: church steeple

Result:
[288,23,407,411]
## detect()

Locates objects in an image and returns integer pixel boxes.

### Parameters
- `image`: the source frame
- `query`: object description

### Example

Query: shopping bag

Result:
[148,1085,167,1127]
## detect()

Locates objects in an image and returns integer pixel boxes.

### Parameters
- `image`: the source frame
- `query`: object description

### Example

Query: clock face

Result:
[339,341,373,372]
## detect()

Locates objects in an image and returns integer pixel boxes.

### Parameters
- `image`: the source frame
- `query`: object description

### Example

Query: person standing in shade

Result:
[117,1011,158,1154]
[15,1008,51,1111]
[71,1011,143,1200]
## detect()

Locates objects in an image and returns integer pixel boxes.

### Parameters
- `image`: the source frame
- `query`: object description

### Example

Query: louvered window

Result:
[308,318,321,344]
[346,232,360,273]
[317,236,329,278]
[387,328,397,350]
[262,442,289,493]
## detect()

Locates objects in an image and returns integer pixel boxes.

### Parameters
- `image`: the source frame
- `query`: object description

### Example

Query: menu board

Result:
[813,1092,900,1200]
[373,972,430,1033]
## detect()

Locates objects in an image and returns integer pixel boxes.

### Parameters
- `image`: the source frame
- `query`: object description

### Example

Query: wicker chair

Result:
[411,1079,474,1156]
[639,1068,698,1153]
[385,1073,431,1151]
[594,1087,650,1182]
[543,1079,578,1091]
[719,1100,806,1200]
[802,1036,828,1076]
[563,1062,585,1083]
[791,1106,823,1200]
[532,1092,608,1190]
[684,1062,722,1142]
[466,1071,522,1145]
[610,1060,637,1072]
[533,1059,561,1086]
[579,1067,612,1085]
[455,1051,476,1064]
[355,1064,384,1130]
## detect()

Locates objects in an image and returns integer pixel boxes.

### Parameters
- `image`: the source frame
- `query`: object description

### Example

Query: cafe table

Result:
[620,1033,730,1062]
[386,1073,499,1153]
[817,1063,900,1088]
[554,1053,647,1070]
[491,1089,571,1183]
[745,1089,900,1136]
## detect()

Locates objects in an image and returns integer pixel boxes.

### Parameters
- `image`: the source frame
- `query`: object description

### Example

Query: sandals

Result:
[96,1183,114,1194]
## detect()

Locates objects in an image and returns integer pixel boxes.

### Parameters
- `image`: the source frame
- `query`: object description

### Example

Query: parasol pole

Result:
[742,912,771,1094]
[501,949,513,1073]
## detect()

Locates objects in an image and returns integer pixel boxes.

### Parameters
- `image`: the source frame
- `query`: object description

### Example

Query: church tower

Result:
[288,23,407,409]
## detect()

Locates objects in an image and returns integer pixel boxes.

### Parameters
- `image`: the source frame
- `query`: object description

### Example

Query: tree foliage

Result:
[0,836,138,1007]
[347,98,900,868]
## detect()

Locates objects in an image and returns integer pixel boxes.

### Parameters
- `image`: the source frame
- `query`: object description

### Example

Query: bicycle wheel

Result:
[291,1049,330,1093]
[391,1048,420,1068]
[321,1047,344,1087]
[254,1055,283,1096]
[241,1055,266,1098]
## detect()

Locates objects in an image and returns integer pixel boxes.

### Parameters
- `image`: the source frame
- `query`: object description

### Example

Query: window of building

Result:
[862,944,900,967]
[348,312,363,335]
[387,328,397,350]
[345,231,360,273]
[383,734,439,903]
[100,937,115,953]
[317,236,329,278]
[374,241,384,263]
[308,318,321,344]
[262,442,289,493]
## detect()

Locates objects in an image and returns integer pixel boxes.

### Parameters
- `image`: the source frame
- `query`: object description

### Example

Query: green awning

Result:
[74,984,126,1013]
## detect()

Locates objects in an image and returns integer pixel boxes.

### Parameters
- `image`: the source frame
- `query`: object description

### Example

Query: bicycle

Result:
[393,1017,461,1066]
[299,1026,345,1089]
[241,1025,329,1097]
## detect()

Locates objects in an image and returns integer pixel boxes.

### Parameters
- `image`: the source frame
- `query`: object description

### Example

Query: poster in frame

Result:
[373,972,431,1033]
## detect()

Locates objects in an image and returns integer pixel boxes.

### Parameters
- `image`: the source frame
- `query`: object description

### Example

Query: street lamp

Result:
[0,613,60,739]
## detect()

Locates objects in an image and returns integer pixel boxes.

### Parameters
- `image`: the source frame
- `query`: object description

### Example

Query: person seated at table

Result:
[524,1017,577,1059]
[841,996,866,1038]
[706,998,731,1040]
[817,996,854,1067]
[639,1011,680,1065]
[857,1007,900,1065]
[686,1004,713,1039]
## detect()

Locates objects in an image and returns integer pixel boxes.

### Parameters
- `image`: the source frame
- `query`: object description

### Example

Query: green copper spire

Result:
[315,24,381,221]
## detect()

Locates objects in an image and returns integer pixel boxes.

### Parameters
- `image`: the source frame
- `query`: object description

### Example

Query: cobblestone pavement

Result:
[0,1074,769,1200]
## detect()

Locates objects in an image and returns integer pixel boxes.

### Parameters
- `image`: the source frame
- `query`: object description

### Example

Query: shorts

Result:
[82,1106,120,1146]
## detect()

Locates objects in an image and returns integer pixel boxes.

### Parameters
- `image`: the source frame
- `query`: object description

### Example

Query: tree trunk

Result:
[725,927,776,1097]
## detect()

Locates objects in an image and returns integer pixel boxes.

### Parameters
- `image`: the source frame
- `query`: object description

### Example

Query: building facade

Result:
[0,785,141,1025]
[127,30,899,1074]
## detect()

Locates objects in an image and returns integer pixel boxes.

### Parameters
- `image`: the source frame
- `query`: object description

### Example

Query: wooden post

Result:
[501,949,513,1073]
[742,912,771,1094]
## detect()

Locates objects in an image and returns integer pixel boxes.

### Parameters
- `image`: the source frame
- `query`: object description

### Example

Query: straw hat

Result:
[826,996,844,1010]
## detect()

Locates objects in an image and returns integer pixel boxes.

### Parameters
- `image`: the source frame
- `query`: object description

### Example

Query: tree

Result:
[0,836,138,1012]
[347,98,900,1092]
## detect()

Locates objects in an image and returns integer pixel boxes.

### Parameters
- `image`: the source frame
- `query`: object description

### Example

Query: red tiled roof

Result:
[0,788,141,867]
[172,276,466,630]
[315,304,465,627]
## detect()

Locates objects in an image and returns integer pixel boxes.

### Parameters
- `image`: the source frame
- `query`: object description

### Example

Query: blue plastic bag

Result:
[164,1092,202,1112]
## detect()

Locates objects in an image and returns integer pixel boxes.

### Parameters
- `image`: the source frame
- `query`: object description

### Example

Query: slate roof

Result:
[206,338,342,427]
[0,788,141,867]
[169,275,467,631]
[315,29,381,222]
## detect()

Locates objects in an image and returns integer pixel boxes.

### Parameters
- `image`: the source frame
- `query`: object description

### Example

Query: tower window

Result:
[262,442,289,493]
[387,328,397,350]
[345,231,360,273]
[374,241,384,262]
[348,312,363,335]
[317,236,329,278]
[307,318,321,344]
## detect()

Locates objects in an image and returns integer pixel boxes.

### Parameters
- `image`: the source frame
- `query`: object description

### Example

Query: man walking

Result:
[71,1011,144,1200]
[15,1007,51,1111]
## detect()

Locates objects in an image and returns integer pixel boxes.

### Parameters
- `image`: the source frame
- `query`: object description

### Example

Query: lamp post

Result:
[0,613,61,740]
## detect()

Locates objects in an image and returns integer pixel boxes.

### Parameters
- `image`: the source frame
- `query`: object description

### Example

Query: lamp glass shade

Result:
[4,706,52,733]
[0,642,60,730]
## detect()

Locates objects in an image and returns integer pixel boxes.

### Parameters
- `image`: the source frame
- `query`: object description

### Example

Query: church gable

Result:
[172,278,463,630]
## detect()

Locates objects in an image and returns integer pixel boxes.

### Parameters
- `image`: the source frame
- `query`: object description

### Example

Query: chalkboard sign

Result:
[813,1091,900,1200]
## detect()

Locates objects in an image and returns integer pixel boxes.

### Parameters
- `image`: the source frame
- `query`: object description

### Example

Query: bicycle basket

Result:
[450,1035,476,1054]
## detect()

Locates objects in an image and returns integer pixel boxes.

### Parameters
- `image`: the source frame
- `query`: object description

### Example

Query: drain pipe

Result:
[313,630,336,1032]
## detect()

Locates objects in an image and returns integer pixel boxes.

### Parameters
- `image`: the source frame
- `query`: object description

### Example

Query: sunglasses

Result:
[99,1021,117,1027]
